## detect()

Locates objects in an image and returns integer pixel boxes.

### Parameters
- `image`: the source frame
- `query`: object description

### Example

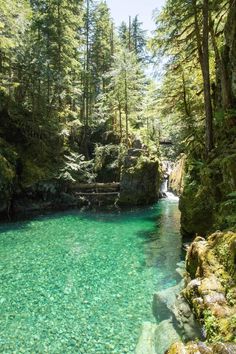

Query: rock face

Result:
[167,341,236,354]
[152,277,202,343]
[166,231,236,354]
[179,150,236,238]
[94,144,122,183]
[119,146,160,206]
[183,231,236,343]
[0,139,17,216]
[169,155,186,196]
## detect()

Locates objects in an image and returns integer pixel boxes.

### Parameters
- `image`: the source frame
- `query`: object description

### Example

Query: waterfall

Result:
[161,179,168,194]
[160,161,179,201]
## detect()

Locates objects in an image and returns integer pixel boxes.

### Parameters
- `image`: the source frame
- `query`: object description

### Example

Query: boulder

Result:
[135,322,158,354]
[167,342,236,354]
[132,138,143,149]
[152,279,202,342]
[119,156,160,206]
[169,155,186,196]
[154,319,181,354]
[184,232,236,342]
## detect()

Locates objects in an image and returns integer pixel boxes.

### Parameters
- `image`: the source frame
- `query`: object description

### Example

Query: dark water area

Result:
[0,199,183,353]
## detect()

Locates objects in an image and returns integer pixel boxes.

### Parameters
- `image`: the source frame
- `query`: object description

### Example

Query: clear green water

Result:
[0,199,182,353]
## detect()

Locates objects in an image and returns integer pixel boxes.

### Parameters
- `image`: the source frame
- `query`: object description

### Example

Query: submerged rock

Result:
[135,322,158,354]
[154,319,181,354]
[153,280,202,342]
[135,320,181,354]
[152,281,184,321]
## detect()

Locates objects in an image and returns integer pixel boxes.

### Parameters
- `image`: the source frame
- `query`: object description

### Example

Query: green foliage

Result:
[119,16,147,62]
[94,144,125,183]
[106,47,147,141]
[150,0,234,159]
[59,152,96,184]
[203,310,219,342]
[0,139,18,210]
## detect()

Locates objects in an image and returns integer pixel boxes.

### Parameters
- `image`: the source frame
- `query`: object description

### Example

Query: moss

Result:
[21,159,51,187]
[221,154,236,193]
[119,156,160,206]
[180,151,236,236]
[212,232,236,278]
[0,140,18,213]
[94,144,123,183]
[179,182,215,237]
[183,232,236,346]
[203,309,220,342]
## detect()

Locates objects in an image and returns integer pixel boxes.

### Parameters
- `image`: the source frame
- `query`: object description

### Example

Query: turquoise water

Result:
[0,199,182,353]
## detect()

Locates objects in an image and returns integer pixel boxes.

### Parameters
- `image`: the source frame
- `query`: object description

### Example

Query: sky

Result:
[106,0,166,33]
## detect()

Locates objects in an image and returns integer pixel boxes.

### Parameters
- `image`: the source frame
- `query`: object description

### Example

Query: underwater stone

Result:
[135,322,158,354]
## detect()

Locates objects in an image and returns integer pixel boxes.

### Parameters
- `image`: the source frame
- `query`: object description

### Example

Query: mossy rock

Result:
[180,152,236,236]
[119,156,160,206]
[184,231,236,343]
[94,144,122,183]
[179,183,215,238]
[0,139,18,213]
[221,154,236,193]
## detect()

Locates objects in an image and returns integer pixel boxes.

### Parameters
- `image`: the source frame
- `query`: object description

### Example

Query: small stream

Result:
[0,198,183,353]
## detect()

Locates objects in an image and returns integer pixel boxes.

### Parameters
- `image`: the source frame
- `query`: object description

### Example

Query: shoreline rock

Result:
[166,230,236,353]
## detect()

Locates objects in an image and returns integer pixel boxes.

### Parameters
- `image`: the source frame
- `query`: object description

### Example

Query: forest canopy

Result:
[0,0,235,193]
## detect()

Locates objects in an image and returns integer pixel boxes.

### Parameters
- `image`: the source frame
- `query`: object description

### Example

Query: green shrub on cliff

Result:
[0,140,17,212]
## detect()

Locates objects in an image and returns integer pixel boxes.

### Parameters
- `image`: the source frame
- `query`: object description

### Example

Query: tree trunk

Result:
[202,0,214,153]
[192,0,214,154]
[223,0,236,109]
[124,71,129,147]
[209,19,232,110]
[118,100,123,140]
[182,71,191,117]
[128,16,132,51]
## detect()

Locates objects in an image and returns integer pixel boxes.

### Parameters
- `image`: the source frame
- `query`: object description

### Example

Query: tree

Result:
[192,0,213,153]
[151,0,235,155]
[27,0,83,117]
[107,48,146,145]
[132,15,147,62]
[119,16,147,62]
[0,0,31,99]
[80,0,114,155]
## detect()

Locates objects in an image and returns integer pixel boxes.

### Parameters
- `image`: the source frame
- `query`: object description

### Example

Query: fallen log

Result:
[72,182,120,191]
[75,192,119,196]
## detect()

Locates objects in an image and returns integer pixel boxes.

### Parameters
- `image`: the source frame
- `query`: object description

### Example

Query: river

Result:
[0,198,183,353]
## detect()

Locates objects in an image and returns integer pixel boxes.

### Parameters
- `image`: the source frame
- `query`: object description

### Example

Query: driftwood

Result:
[72,182,120,191]
[75,192,119,196]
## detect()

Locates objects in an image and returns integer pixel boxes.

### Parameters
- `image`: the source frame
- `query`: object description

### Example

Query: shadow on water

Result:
[0,199,164,233]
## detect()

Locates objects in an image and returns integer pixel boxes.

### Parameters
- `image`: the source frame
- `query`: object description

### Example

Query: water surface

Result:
[0,199,182,353]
